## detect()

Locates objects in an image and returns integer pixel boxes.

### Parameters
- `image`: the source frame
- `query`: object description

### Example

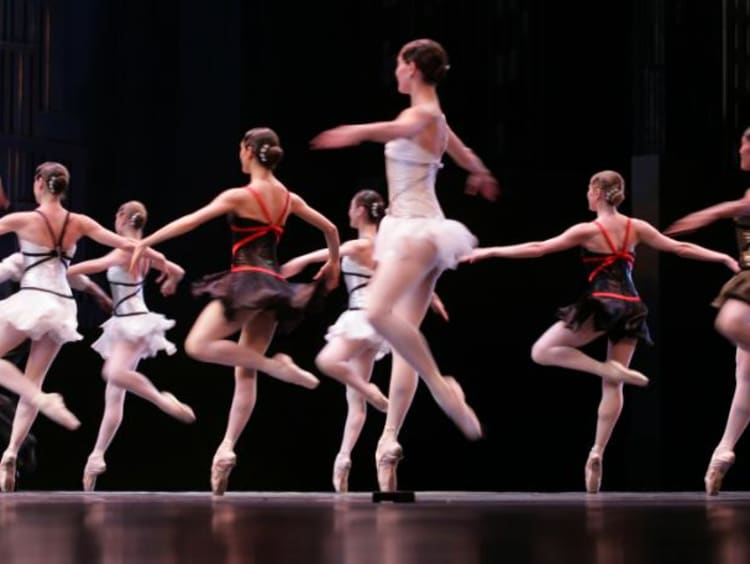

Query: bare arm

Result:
[446,126,499,202]
[289,193,340,289]
[664,192,750,235]
[76,215,136,251]
[0,253,24,283]
[67,250,124,277]
[636,220,739,271]
[465,223,595,262]
[280,240,365,279]
[310,107,435,148]
[150,258,185,297]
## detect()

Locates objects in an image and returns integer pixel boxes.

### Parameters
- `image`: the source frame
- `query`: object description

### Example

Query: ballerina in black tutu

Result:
[130,127,340,495]
[464,169,738,493]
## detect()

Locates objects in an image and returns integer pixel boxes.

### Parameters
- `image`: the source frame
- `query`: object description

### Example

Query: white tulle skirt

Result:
[92,312,177,360]
[324,310,390,361]
[374,215,477,271]
[0,290,81,344]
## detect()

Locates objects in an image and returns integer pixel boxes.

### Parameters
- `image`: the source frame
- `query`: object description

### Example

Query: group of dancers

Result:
[0,38,749,497]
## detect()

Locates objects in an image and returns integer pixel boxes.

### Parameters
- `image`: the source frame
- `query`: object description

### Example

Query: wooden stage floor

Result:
[0,491,748,563]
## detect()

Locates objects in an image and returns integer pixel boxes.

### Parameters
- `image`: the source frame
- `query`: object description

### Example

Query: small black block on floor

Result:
[372,490,416,503]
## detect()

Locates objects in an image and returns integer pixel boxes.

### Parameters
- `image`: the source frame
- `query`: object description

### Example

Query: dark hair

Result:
[591,170,625,207]
[34,162,70,196]
[242,127,284,170]
[120,200,148,230]
[400,38,450,85]
[353,189,386,225]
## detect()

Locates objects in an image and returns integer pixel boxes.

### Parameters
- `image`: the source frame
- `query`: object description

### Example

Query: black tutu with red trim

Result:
[192,269,327,334]
[556,293,652,345]
[712,270,750,308]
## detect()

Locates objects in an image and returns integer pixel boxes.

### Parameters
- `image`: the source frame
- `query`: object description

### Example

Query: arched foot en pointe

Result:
[33,392,81,430]
[363,383,388,413]
[375,438,403,492]
[271,354,319,389]
[211,450,237,496]
[0,452,17,493]
[161,392,197,423]
[441,377,483,441]
[333,453,352,493]
[83,453,107,492]
[705,451,735,496]
[585,450,603,494]
[603,360,649,387]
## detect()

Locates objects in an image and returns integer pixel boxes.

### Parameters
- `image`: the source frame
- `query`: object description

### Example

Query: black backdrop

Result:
[2,0,750,493]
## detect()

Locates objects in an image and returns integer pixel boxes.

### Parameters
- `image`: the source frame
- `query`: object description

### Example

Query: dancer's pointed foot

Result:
[375,438,403,492]
[271,354,319,389]
[363,383,388,413]
[0,452,17,493]
[160,392,196,423]
[585,450,603,494]
[440,377,483,441]
[705,450,735,496]
[333,453,352,493]
[211,449,237,496]
[82,453,107,492]
[33,392,80,430]
[602,360,649,387]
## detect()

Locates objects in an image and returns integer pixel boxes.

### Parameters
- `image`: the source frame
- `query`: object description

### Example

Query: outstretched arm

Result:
[310,107,435,148]
[664,191,750,235]
[280,239,367,279]
[464,223,595,262]
[289,193,340,289]
[0,253,24,283]
[77,215,136,251]
[637,220,739,271]
[445,127,499,202]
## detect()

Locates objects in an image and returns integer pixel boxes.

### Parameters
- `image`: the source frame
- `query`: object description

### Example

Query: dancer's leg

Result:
[531,320,648,386]
[82,382,127,491]
[584,338,634,493]
[367,242,481,439]
[332,347,379,493]
[102,340,194,423]
[185,300,318,389]
[211,311,275,496]
[316,337,387,412]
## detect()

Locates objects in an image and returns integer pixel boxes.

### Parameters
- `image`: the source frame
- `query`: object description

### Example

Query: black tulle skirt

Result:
[556,293,653,345]
[712,270,750,308]
[192,269,327,334]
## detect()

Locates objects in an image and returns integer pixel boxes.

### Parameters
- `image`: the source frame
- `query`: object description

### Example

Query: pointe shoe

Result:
[0,452,17,493]
[375,438,403,492]
[604,360,649,387]
[272,353,320,389]
[705,451,735,496]
[441,377,483,441]
[585,451,603,494]
[83,454,107,492]
[364,384,389,413]
[211,450,237,496]
[33,392,81,430]
[161,392,196,423]
[333,453,352,493]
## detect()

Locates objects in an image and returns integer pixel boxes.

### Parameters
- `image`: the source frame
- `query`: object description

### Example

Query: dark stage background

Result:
[2,0,750,493]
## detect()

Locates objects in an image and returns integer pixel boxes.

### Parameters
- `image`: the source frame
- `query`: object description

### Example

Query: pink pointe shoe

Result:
[211,450,237,496]
[441,377,483,441]
[585,450,603,494]
[0,452,17,493]
[705,451,735,496]
[375,438,403,492]
[161,392,197,423]
[33,392,81,430]
[333,453,352,493]
[83,453,107,492]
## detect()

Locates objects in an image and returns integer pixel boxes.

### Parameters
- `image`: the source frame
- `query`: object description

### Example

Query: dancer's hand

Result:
[725,255,741,273]
[314,258,340,291]
[465,172,499,202]
[93,292,113,314]
[129,242,146,274]
[430,293,449,322]
[664,211,715,235]
[310,126,363,150]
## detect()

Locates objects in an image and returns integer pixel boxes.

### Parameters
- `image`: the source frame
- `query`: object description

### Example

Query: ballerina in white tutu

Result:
[67,200,195,491]
[311,38,499,491]
[0,162,145,492]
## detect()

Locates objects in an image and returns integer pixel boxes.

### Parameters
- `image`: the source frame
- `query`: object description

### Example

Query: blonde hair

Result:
[590,170,625,206]
[120,200,148,230]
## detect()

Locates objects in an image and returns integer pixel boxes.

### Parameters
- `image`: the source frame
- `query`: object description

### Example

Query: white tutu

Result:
[0,289,81,344]
[92,313,177,360]
[374,215,477,272]
[324,310,390,361]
